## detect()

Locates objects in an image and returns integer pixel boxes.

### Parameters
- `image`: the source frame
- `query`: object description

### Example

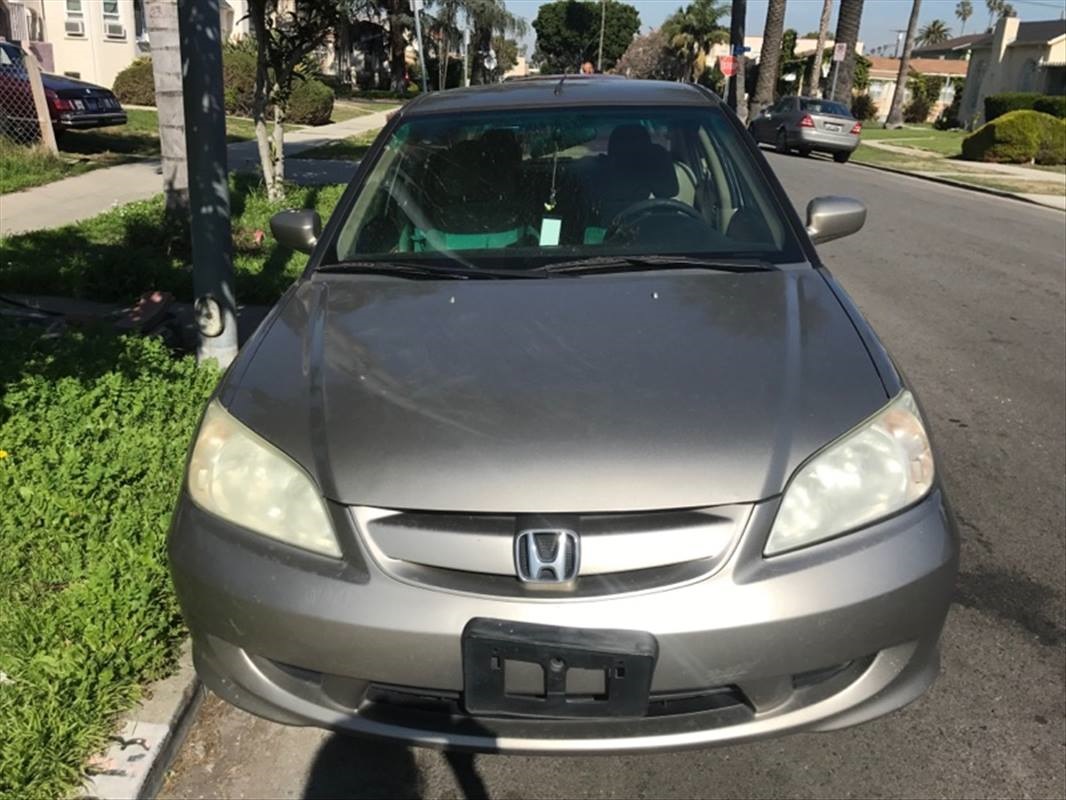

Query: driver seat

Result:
[588,125,679,237]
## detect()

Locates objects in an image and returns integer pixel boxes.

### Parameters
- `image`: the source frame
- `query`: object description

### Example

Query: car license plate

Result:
[825,123,842,132]
[462,618,657,718]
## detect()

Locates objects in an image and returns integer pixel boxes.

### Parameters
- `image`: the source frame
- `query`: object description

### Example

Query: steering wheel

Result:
[604,198,706,242]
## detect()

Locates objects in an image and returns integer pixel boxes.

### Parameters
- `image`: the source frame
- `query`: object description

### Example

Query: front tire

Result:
[834,151,852,163]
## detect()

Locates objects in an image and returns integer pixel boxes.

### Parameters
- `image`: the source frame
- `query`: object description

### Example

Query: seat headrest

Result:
[608,124,652,162]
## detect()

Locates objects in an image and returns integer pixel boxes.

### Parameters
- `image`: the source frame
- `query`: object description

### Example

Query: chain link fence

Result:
[0,42,57,151]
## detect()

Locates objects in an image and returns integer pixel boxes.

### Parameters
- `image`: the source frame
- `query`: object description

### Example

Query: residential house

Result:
[865,55,969,122]
[911,33,987,61]
[958,16,1066,126]
[708,35,864,67]
[0,0,251,89]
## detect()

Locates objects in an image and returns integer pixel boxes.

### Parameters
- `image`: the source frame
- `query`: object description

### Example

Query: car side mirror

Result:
[270,209,322,254]
[805,196,866,245]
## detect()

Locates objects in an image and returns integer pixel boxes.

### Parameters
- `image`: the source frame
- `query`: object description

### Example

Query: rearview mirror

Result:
[805,196,866,245]
[270,209,322,254]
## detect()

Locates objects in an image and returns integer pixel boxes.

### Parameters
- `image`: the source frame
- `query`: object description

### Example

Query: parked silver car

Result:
[169,77,956,754]
[749,96,862,162]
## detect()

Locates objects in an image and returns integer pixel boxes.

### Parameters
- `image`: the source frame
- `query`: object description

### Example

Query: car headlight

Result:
[765,390,934,556]
[187,400,341,557]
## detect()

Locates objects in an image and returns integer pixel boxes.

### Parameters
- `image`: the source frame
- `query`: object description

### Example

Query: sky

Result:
[508,0,1066,56]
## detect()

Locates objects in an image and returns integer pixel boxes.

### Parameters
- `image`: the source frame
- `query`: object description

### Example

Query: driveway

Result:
[161,152,1066,800]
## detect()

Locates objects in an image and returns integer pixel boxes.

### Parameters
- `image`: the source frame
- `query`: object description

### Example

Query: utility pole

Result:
[892,29,906,57]
[412,0,428,93]
[178,0,237,368]
[597,0,607,72]
[463,27,471,87]
[727,0,747,122]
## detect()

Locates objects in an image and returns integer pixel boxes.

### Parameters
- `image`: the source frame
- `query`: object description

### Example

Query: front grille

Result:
[353,503,751,597]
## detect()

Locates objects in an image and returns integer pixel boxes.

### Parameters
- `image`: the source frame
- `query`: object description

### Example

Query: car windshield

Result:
[328,105,804,271]
[799,99,851,117]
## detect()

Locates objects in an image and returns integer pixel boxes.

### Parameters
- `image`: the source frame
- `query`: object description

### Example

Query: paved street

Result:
[162,153,1066,800]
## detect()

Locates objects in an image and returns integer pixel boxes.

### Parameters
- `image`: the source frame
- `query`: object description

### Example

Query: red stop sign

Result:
[719,55,737,77]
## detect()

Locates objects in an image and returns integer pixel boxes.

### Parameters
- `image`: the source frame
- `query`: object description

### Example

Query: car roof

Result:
[399,76,718,118]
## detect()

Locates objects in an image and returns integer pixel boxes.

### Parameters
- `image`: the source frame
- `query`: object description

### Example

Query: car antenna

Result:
[554,71,567,95]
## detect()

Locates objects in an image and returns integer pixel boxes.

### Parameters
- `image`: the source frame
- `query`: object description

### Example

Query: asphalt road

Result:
[161,153,1066,800]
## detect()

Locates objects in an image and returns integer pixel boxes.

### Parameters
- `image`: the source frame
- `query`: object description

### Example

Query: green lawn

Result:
[1,109,267,194]
[294,130,379,161]
[329,100,398,123]
[1,176,346,305]
[858,124,967,157]
[0,327,218,798]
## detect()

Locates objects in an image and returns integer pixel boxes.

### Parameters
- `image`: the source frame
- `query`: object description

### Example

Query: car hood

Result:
[223,269,887,513]
[42,72,112,94]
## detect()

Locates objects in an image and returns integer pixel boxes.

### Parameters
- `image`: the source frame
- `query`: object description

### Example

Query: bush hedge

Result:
[961,109,1066,165]
[113,53,335,125]
[111,57,156,106]
[850,94,878,121]
[984,92,1066,122]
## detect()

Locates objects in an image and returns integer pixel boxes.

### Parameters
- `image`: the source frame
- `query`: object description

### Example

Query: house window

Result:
[102,0,127,40]
[64,0,86,38]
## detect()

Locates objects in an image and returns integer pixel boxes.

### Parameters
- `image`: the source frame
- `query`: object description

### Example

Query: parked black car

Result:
[0,41,126,135]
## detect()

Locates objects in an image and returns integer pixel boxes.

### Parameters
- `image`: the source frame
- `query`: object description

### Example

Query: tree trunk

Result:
[830,0,865,105]
[272,95,285,191]
[885,0,921,128]
[807,0,832,96]
[748,0,787,119]
[146,0,189,219]
[388,0,407,94]
[249,1,282,200]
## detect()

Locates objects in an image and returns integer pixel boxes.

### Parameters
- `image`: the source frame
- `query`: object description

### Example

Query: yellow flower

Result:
[0,450,7,460]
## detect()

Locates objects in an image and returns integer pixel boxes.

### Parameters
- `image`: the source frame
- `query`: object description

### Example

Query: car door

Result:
[750,99,780,142]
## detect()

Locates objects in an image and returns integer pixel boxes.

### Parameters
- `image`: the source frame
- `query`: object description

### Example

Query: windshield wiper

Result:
[538,255,777,276]
[316,261,540,280]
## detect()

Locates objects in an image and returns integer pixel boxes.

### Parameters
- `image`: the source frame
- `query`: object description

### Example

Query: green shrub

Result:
[0,327,218,798]
[962,109,1065,164]
[1033,95,1066,119]
[111,57,156,105]
[984,92,1066,122]
[903,72,941,124]
[1035,117,1066,165]
[850,94,878,121]
[112,49,335,125]
[287,77,335,125]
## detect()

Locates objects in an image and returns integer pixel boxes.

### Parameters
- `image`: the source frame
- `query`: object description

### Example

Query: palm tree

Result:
[662,0,729,82]
[917,19,951,46]
[465,0,525,84]
[805,0,833,96]
[146,0,188,218]
[748,0,787,119]
[886,0,921,128]
[955,0,972,34]
[830,0,864,104]
[985,0,1002,29]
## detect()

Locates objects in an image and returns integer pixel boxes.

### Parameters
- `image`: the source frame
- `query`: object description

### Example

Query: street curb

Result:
[848,159,1066,211]
[79,643,204,800]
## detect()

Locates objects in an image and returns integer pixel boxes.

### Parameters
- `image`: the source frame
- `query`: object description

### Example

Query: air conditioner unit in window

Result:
[105,22,127,39]
[64,19,85,37]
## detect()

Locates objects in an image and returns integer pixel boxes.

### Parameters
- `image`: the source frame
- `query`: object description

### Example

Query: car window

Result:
[332,106,804,269]
[799,99,851,117]
[771,99,792,114]
[0,44,26,72]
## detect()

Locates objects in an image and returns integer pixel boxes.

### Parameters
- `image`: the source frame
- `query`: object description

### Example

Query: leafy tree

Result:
[615,27,683,79]
[247,0,352,200]
[660,0,728,82]
[917,19,951,46]
[748,0,787,119]
[492,35,521,76]
[984,0,1015,29]
[532,0,640,74]
[955,0,973,34]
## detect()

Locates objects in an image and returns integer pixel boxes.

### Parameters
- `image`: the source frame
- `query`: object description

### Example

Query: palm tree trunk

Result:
[146,0,188,218]
[748,0,787,119]
[388,0,407,94]
[807,0,832,96]
[830,0,865,104]
[885,0,921,128]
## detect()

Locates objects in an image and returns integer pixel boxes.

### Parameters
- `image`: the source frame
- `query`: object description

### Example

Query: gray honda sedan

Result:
[749,96,862,162]
[169,77,957,753]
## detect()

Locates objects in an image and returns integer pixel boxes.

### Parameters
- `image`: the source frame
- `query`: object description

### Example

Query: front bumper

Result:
[169,490,958,753]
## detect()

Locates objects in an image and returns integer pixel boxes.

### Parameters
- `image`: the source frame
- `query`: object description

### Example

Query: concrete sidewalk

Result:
[863,139,1066,183]
[0,109,391,237]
